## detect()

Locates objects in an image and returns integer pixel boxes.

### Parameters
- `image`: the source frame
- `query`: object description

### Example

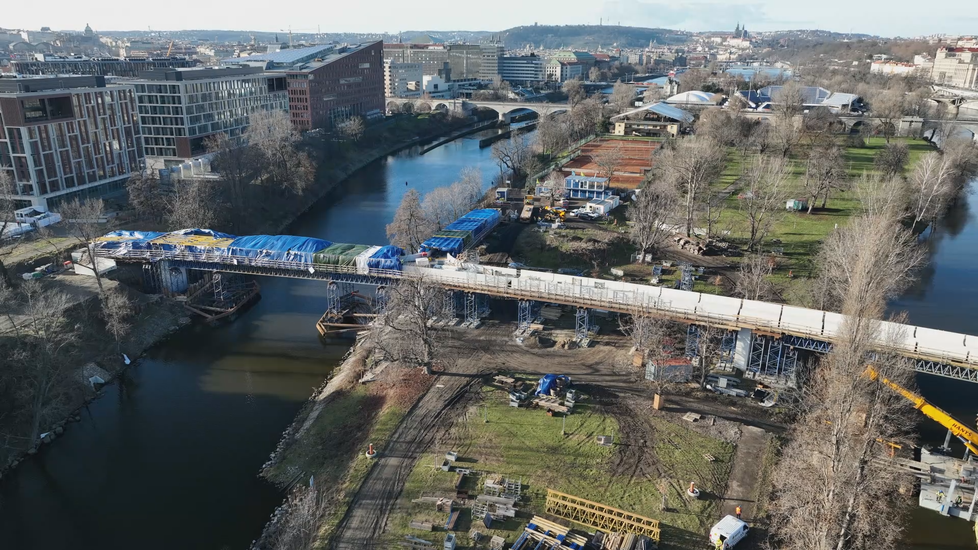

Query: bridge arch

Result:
[433,102,449,112]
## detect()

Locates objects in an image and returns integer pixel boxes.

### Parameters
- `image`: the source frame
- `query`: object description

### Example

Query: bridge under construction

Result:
[92,225,978,384]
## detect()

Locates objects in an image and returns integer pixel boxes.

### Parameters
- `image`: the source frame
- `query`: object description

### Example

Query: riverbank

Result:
[0,279,188,475]
[252,337,431,550]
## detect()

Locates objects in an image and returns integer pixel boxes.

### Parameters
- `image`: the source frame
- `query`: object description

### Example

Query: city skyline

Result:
[2,0,977,39]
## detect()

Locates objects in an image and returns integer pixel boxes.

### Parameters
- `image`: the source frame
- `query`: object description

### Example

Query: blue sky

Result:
[3,0,975,37]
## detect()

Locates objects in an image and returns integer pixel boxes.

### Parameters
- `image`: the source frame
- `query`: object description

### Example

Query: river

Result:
[1,129,976,549]
[0,128,511,550]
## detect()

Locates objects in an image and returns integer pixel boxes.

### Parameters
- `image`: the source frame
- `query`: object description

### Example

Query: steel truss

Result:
[685,324,700,358]
[764,337,783,376]
[781,334,834,353]
[443,291,458,319]
[374,286,389,313]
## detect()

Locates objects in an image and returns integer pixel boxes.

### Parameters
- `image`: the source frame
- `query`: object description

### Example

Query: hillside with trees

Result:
[500,24,688,49]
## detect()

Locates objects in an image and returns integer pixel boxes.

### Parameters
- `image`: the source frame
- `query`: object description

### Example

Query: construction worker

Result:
[714,537,724,550]
[938,490,946,503]
[735,505,742,519]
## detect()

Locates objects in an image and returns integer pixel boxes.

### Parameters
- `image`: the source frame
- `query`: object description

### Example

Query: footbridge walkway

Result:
[97,244,978,383]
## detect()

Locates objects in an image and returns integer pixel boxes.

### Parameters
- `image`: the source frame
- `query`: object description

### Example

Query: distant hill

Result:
[499,25,689,50]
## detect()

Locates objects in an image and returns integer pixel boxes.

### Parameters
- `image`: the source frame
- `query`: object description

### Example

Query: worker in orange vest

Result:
[735,505,742,519]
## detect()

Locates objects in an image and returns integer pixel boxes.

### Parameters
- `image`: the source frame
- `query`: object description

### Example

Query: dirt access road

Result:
[330,322,783,549]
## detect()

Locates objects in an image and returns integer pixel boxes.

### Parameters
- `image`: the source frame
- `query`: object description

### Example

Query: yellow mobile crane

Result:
[865,366,978,456]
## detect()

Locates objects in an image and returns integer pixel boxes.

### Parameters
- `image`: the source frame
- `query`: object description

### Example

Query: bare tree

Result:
[588,66,602,83]
[870,89,906,143]
[166,179,216,229]
[562,79,586,106]
[422,172,482,230]
[126,169,166,223]
[338,116,366,142]
[695,108,738,146]
[772,213,922,550]
[370,276,446,374]
[245,110,315,195]
[769,110,799,158]
[771,81,805,119]
[740,155,791,251]
[628,179,678,263]
[101,286,132,355]
[803,144,847,213]
[386,189,435,252]
[16,280,79,445]
[906,151,957,232]
[567,97,604,141]
[594,144,624,183]
[653,138,727,237]
[536,113,569,159]
[678,69,708,93]
[873,142,910,179]
[856,174,908,220]
[800,106,841,147]
[735,254,776,301]
[206,132,259,232]
[61,198,109,295]
[0,167,17,285]
[643,86,664,105]
[492,135,534,184]
[610,80,636,113]
[814,214,924,312]
[619,315,677,396]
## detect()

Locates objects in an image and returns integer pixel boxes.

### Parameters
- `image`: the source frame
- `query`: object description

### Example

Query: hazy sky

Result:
[3,0,976,38]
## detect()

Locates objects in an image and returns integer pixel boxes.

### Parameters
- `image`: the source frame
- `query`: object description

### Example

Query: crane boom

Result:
[866,366,978,456]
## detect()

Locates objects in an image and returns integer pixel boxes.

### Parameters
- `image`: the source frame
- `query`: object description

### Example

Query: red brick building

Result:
[286,41,385,131]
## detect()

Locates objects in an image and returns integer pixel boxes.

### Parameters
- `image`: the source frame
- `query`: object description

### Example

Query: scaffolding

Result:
[679,262,694,292]
[748,334,765,375]
[764,337,783,376]
[518,300,533,331]
[684,324,700,358]
[575,307,590,341]
[374,285,389,313]
[718,330,737,369]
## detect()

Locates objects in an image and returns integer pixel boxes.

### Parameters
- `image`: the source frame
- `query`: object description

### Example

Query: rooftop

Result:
[124,66,266,82]
[612,102,694,123]
[288,42,380,72]
[0,74,106,93]
[224,44,337,66]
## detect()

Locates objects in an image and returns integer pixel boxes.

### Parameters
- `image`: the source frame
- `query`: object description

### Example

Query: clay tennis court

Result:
[560,137,660,189]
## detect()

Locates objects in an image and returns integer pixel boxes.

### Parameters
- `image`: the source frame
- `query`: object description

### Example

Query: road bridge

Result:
[95,245,978,384]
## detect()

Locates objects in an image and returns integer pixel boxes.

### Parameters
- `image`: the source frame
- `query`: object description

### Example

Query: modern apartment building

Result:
[10,54,198,78]
[479,44,505,80]
[383,43,487,80]
[932,47,978,89]
[384,60,423,97]
[285,41,384,131]
[546,60,584,82]
[0,75,142,210]
[499,55,545,85]
[121,66,288,168]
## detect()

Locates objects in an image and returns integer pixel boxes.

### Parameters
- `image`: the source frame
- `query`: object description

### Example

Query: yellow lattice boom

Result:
[544,489,661,542]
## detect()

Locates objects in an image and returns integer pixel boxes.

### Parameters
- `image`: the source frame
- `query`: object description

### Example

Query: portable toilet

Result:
[496,188,510,202]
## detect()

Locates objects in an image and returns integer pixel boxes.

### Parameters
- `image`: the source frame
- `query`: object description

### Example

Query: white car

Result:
[710,515,749,549]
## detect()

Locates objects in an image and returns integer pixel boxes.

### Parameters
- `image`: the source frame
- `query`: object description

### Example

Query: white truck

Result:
[709,515,749,549]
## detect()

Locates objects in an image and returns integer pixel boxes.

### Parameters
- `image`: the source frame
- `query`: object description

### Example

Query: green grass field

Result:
[384,382,734,550]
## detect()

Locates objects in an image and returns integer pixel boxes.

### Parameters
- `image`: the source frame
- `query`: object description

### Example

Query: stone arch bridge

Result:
[385,98,570,123]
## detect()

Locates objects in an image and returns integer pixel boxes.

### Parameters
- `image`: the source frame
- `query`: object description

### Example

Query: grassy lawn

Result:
[384,382,734,550]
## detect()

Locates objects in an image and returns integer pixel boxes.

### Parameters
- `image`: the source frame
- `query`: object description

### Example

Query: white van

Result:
[709,515,749,548]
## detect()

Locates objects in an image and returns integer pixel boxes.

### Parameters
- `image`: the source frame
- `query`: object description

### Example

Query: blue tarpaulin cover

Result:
[96,230,167,251]
[445,219,485,233]
[169,228,236,239]
[535,374,571,396]
[367,245,404,270]
[420,236,464,256]
[462,209,501,221]
[226,235,332,263]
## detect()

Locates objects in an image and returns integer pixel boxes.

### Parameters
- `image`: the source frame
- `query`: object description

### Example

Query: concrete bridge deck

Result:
[98,247,978,383]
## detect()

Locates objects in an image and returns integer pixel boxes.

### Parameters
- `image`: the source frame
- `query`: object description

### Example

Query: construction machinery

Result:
[866,366,978,456]
[524,194,534,206]
[542,206,566,222]
[166,40,174,56]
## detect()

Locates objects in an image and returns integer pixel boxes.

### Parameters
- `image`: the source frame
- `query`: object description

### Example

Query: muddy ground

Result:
[330,319,784,549]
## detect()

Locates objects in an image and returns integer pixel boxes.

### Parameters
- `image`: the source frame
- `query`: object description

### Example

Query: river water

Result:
[0,129,976,548]
[0,129,508,550]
